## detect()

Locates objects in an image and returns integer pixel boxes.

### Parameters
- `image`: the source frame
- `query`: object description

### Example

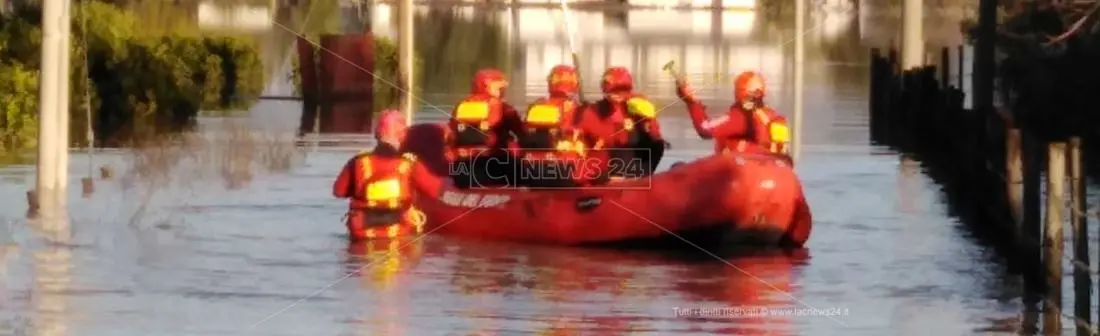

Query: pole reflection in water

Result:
[896,154,920,214]
[673,249,810,335]
[31,215,72,336]
[345,238,423,336]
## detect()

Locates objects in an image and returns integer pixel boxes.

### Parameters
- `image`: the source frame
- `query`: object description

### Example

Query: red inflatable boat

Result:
[402,124,812,248]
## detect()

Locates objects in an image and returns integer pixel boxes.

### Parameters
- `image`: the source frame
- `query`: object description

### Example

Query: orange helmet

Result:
[547,65,579,97]
[471,68,508,98]
[374,109,408,141]
[600,67,633,94]
[733,71,766,102]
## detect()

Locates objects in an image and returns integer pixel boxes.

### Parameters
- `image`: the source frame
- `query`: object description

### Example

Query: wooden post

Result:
[939,47,949,87]
[1006,127,1023,227]
[1022,133,1043,292]
[973,0,997,109]
[956,45,964,89]
[1043,141,1066,333]
[1068,137,1090,334]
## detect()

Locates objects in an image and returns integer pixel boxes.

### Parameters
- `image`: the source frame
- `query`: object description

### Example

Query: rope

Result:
[408,207,426,232]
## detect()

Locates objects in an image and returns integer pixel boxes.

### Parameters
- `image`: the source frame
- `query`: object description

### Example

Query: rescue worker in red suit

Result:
[676,71,792,160]
[517,65,588,188]
[572,67,669,183]
[333,110,448,241]
[446,68,525,188]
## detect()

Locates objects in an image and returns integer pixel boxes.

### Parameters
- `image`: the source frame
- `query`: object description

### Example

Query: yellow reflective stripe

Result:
[769,122,790,143]
[366,179,402,201]
[386,225,399,238]
[455,101,490,121]
[626,97,656,118]
[526,104,562,124]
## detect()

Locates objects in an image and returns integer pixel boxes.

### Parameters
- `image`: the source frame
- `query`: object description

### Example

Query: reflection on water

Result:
[30,218,72,336]
[345,239,421,335]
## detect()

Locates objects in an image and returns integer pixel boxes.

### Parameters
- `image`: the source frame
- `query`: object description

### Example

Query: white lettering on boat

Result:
[440,191,512,208]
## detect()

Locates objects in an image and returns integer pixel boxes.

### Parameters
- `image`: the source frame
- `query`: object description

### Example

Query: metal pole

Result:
[36,0,64,218]
[791,0,805,162]
[398,0,414,124]
[558,0,584,102]
[56,0,72,212]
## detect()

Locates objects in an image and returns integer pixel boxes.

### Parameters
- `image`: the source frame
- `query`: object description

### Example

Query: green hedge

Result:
[0,0,265,152]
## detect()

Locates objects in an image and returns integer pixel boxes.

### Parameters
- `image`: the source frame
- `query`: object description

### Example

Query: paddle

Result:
[558,0,585,103]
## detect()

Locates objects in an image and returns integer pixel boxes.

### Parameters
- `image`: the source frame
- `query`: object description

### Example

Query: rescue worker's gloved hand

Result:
[675,79,698,104]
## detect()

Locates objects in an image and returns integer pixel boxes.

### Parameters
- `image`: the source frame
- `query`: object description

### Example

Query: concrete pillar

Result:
[398,0,414,123]
[900,0,924,69]
[35,0,65,218]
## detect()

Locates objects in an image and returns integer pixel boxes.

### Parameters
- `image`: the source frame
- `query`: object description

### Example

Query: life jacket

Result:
[355,153,416,226]
[718,107,790,156]
[450,97,502,151]
[521,99,585,159]
[590,95,658,150]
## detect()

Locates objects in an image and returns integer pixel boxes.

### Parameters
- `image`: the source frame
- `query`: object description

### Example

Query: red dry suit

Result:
[573,67,665,182]
[678,71,791,157]
[332,142,445,240]
[518,65,588,187]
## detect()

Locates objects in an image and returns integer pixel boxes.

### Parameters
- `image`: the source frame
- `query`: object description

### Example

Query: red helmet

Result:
[600,67,633,94]
[734,71,766,102]
[547,65,579,97]
[471,68,508,98]
[374,109,408,141]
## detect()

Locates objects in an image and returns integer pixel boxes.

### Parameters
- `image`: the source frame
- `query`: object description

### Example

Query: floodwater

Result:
[1,2,1096,335]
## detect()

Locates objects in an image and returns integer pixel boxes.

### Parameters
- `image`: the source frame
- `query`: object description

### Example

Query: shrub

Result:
[0,63,38,153]
[0,0,266,149]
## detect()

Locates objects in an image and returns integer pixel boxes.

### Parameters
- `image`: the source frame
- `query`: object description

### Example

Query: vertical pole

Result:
[56,0,72,212]
[36,0,64,219]
[973,0,997,110]
[1007,127,1023,227]
[1044,141,1066,334]
[1023,134,1043,292]
[939,47,949,87]
[398,0,414,124]
[900,0,924,70]
[791,0,805,162]
[1068,137,1090,335]
[510,0,525,104]
[956,45,964,89]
